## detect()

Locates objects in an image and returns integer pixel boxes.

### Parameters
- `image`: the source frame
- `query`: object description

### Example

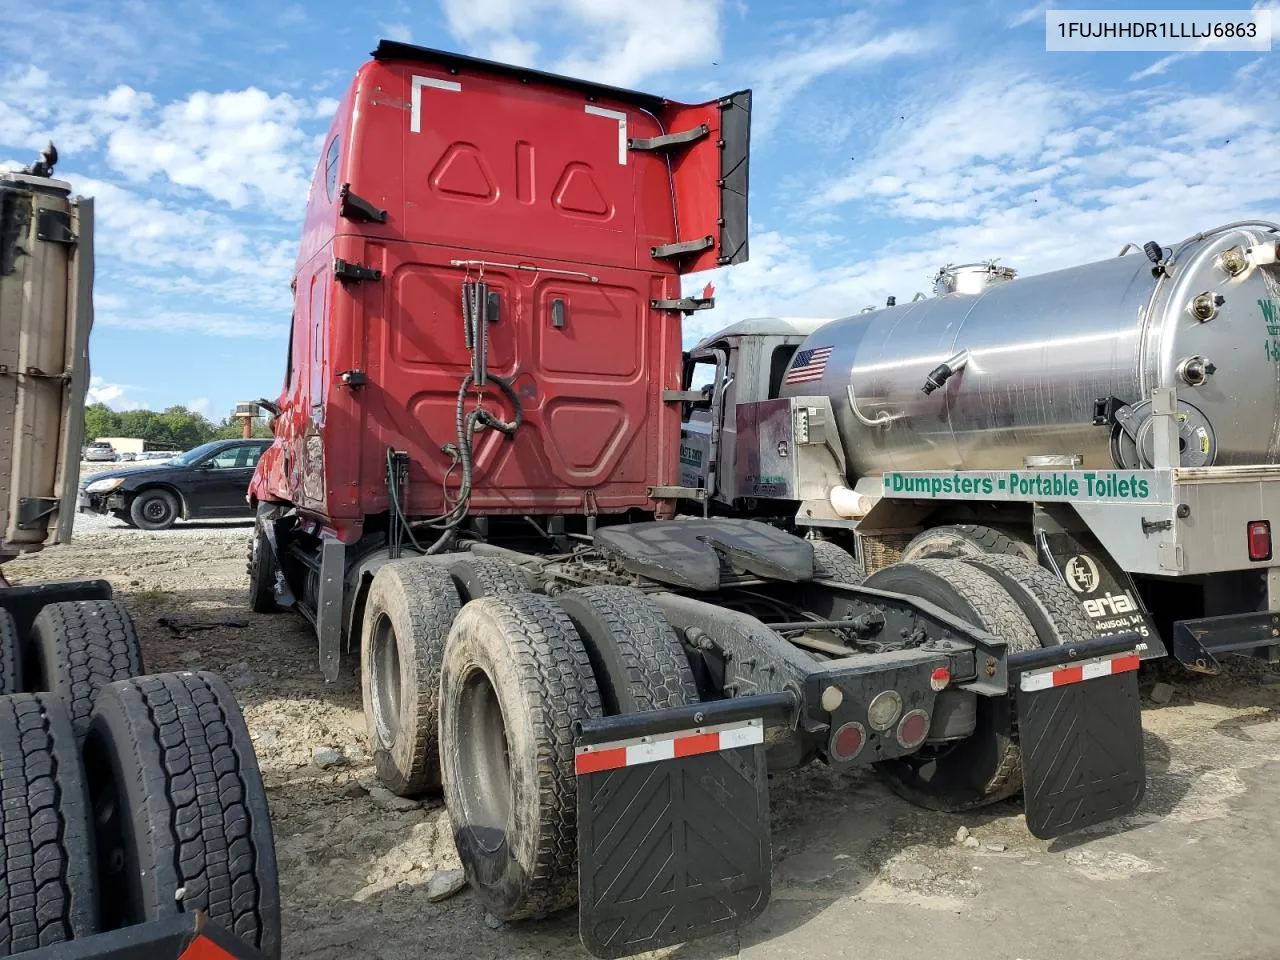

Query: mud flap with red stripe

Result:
[574,708,776,960]
[1015,643,1146,840]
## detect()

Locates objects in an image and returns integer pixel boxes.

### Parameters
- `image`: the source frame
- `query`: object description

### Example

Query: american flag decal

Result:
[784,346,833,385]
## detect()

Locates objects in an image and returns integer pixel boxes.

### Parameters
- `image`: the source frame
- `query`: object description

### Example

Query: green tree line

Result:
[83,403,271,449]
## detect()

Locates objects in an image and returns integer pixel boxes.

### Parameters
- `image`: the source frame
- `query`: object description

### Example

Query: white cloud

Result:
[0,67,316,212]
[96,310,286,338]
[554,0,722,87]
[1129,0,1278,80]
[312,97,340,120]
[69,176,295,316]
[380,22,413,43]
[440,0,721,86]
[814,72,1083,218]
[87,376,144,410]
[103,87,311,210]
[688,64,1280,341]
[748,14,942,137]
[1008,2,1052,28]
[187,397,214,416]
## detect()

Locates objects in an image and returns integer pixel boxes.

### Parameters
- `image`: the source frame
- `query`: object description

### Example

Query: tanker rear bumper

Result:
[572,634,1146,958]
[1172,611,1280,674]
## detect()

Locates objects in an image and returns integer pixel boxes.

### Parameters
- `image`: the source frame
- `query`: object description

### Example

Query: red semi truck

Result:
[249,41,1148,957]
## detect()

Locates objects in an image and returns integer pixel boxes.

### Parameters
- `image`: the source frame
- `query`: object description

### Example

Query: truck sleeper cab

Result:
[249,42,1148,958]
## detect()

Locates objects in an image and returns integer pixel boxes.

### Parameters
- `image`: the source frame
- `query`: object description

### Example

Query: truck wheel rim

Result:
[369,615,402,746]
[456,665,513,855]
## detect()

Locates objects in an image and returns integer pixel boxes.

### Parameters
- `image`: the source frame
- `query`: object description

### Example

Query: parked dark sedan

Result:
[78,438,271,530]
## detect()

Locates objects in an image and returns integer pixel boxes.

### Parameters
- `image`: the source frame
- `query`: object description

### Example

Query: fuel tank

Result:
[779,223,1280,476]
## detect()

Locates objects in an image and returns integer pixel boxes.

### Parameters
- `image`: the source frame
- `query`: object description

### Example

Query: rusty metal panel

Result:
[0,172,81,557]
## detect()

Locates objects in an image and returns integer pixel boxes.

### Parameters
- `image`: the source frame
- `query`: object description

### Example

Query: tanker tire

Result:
[810,540,866,585]
[900,523,1035,563]
[1,608,21,695]
[0,693,99,954]
[129,489,179,531]
[25,599,144,742]
[246,512,280,614]
[447,556,531,603]
[361,560,462,796]
[865,559,1038,811]
[958,554,1095,647]
[440,593,601,921]
[82,672,281,959]
[555,586,698,715]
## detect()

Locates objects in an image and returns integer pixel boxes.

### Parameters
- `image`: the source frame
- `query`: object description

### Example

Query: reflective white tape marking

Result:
[411,75,462,134]
[585,104,628,164]
[717,723,765,750]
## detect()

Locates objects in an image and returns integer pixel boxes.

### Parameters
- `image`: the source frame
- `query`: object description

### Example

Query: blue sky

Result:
[2,0,1277,418]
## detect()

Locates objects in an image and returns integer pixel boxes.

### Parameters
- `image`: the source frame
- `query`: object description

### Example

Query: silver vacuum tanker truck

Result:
[681,221,1280,672]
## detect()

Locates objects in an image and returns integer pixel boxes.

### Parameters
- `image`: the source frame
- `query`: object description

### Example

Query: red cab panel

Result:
[250,43,751,540]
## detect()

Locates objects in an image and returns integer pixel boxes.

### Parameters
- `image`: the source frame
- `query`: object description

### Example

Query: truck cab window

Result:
[324,136,340,200]
[769,345,799,397]
[684,358,719,405]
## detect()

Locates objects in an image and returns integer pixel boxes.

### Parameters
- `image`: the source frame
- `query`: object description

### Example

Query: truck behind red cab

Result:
[251,42,751,542]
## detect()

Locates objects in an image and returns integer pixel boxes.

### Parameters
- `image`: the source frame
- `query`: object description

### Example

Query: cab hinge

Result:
[661,389,704,403]
[651,296,715,313]
[628,124,710,152]
[337,369,368,388]
[338,183,387,224]
[650,236,715,260]
[333,258,382,283]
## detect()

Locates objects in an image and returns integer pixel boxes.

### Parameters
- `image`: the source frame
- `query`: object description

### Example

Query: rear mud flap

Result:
[1016,652,1146,839]
[575,718,773,959]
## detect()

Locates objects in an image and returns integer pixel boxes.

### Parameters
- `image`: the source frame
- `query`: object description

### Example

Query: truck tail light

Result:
[896,710,930,750]
[1248,520,1272,562]
[829,721,866,762]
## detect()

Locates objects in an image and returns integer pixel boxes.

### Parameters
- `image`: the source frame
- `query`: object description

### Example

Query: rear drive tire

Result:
[129,489,179,531]
[25,599,144,741]
[959,554,1095,647]
[440,593,601,920]
[901,523,1035,563]
[555,585,698,715]
[82,672,281,959]
[0,693,99,953]
[247,510,281,614]
[865,559,1038,811]
[810,540,867,585]
[0,608,21,695]
[447,555,530,603]
[361,560,461,796]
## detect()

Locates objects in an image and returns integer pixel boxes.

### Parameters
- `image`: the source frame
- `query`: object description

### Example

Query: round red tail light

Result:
[896,709,930,750]
[930,667,950,691]
[830,721,866,762]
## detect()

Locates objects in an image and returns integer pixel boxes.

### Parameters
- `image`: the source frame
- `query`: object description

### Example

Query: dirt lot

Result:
[10,510,1280,960]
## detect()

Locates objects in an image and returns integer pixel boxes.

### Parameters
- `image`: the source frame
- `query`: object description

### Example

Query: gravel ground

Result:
[9,511,1280,960]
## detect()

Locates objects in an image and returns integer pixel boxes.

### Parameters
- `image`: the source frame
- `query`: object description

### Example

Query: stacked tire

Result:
[0,597,280,958]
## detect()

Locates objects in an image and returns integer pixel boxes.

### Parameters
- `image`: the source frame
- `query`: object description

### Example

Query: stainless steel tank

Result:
[780,222,1280,476]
